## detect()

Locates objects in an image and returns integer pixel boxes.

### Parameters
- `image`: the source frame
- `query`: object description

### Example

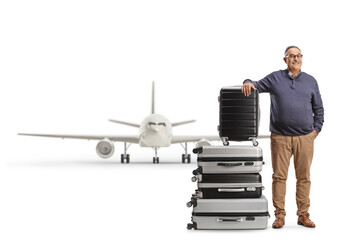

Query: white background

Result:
[1,0,360,239]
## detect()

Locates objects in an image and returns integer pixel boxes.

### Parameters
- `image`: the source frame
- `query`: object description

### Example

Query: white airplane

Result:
[18,81,220,163]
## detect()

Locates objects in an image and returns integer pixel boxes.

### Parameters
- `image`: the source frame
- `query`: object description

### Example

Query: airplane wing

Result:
[171,135,221,144]
[18,133,139,143]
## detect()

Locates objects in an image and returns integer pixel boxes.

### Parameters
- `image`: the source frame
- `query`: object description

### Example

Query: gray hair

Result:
[284,46,301,56]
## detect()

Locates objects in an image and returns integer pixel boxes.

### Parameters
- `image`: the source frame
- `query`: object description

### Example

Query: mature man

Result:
[241,46,324,228]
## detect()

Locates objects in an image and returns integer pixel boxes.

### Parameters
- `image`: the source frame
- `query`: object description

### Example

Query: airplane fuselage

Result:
[139,114,172,147]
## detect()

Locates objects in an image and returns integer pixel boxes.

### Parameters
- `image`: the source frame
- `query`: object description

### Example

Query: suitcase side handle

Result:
[217,218,244,222]
[218,188,245,192]
[217,162,243,167]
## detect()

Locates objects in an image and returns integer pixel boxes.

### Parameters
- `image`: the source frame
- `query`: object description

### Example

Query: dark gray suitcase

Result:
[187,195,269,230]
[193,173,263,199]
[218,85,260,146]
[192,145,264,174]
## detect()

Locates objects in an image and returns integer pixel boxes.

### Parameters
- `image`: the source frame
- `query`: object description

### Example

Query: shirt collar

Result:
[286,68,302,79]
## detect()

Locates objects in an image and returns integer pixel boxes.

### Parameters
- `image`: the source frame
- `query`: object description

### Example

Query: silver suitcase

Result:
[192,145,264,174]
[187,195,269,230]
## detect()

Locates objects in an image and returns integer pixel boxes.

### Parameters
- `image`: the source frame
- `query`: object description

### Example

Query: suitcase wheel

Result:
[221,137,229,146]
[187,223,194,230]
[250,138,259,146]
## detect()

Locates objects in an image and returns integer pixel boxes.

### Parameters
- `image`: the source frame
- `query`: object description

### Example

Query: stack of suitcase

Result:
[186,86,269,230]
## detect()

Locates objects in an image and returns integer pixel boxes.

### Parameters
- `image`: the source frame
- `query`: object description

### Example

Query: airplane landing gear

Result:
[153,157,159,164]
[181,142,191,163]
[153,147,159,164]
[121,142,131,163]
[121,154,130,163]
[182,154,191,163]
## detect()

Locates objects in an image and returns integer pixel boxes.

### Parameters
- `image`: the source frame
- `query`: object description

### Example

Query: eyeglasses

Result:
[285,54,303,60]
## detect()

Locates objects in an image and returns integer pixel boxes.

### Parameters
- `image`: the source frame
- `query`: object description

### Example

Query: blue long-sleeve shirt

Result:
[244,69,324,136]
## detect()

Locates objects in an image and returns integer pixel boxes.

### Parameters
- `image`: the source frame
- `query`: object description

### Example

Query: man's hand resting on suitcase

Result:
[241,82,256,97]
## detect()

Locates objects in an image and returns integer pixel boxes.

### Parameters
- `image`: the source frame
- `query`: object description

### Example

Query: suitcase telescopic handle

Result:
[218,188,245,192]
[217,218,244,222]
[217,163,242,167]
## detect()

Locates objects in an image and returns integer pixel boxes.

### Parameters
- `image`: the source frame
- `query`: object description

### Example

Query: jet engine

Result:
[96,139,115,158]
[195,139,213,148]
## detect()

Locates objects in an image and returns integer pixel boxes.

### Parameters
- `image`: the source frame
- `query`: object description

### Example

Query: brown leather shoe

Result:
[272,218,285,229]
[298,215,316,228]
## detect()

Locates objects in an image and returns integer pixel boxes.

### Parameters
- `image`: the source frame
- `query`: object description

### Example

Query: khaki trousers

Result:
[270,132,315,218]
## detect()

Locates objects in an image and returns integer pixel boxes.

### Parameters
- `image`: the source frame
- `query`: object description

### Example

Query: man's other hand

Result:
[313,129,318,138]
[241,83,256,97]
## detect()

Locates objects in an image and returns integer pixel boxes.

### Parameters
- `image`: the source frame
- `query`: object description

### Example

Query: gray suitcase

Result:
[192,145,264,174]
[187,195,269,230]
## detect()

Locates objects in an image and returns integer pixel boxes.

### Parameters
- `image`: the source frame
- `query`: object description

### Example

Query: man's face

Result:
[283,47,302,73]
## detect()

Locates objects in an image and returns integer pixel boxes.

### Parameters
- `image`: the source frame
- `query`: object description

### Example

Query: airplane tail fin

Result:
[172,120,196,127]
[151,80,155,114]
[108,119,140,128]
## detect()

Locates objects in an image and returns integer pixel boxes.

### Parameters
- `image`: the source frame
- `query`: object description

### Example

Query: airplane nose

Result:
[150,126,160,132]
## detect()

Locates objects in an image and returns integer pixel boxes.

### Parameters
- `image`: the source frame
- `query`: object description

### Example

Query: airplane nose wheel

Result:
[153,157,159,164]
[153,147,159,164]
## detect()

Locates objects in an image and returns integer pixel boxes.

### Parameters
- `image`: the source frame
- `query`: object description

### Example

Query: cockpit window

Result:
[148,122,166,126]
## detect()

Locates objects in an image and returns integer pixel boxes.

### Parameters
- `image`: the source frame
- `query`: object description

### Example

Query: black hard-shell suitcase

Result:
[218,85,260,146]
[193,173,263,199]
